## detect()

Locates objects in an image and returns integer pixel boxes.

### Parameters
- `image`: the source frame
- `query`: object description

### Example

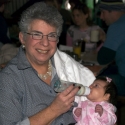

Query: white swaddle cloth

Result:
[54,49,95,102]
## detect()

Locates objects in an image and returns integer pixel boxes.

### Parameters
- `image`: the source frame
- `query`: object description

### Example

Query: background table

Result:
[81,51,107,76]
[85,65,107,76]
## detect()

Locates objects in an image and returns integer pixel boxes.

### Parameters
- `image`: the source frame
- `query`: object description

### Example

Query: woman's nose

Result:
[40,36,49,46]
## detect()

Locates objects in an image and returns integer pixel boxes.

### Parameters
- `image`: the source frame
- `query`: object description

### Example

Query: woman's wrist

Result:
[29,106,59,125]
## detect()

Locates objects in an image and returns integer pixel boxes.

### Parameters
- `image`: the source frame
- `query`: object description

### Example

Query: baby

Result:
[73,76,117,125]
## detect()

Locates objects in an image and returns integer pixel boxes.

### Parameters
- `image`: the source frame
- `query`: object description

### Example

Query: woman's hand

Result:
[50,84,79,116]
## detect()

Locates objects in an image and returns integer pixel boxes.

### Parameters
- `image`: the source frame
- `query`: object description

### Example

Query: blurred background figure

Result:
[66,3,105,52]
[93,1,108,33]
[54,0,72,28]
[0,43,19,65]
[54,0,73,46]
[97,0,125,96]
[0,0,12,46]
[0,0,20,66]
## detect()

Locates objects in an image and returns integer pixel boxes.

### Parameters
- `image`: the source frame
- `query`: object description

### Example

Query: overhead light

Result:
[64,0,71,10]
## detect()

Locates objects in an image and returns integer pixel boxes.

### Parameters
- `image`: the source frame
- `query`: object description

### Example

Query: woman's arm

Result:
[29,85,79,125]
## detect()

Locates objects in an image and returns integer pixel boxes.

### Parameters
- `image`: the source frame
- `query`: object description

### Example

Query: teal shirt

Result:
[103,14,125,77]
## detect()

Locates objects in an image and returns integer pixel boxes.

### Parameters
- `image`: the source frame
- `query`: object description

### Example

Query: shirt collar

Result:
[17,47,31,70]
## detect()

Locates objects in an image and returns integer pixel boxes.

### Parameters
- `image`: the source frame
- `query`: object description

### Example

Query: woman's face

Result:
[19,19,58,65]
[87,80,109,102]
[72,9,88,26]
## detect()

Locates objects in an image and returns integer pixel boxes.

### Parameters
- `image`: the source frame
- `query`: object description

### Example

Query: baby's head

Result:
[87,76,117,105]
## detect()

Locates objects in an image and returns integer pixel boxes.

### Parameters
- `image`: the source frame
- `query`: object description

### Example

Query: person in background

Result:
[0,2,95,125]
[73,76,117,125]
[54,0,72,26]
[54,0,73,46]
[0,0,12,45]
[97,0,125,96]
[69,0,92,20]
[66,4,105,52]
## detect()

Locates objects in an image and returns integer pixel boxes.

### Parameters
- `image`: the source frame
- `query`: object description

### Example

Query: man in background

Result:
[97,0,125,96]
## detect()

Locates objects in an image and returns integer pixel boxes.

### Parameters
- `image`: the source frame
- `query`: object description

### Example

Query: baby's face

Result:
[86,80,109,102]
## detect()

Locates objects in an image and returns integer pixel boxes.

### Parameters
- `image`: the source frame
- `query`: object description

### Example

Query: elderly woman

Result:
[0,2,95,125]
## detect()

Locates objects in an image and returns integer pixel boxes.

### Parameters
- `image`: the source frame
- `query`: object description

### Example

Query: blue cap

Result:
[99,0,125,11]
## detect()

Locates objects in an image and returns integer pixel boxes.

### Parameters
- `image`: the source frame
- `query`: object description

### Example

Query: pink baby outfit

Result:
[73,100,117,125]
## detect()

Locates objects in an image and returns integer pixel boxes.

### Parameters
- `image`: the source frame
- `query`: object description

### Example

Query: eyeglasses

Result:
[25,32,59,42]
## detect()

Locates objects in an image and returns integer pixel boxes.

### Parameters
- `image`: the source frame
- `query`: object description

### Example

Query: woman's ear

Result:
[104,93,110,101]
[19,32,25,45]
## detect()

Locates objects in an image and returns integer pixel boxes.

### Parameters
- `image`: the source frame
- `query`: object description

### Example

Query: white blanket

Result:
[54,49,95,102]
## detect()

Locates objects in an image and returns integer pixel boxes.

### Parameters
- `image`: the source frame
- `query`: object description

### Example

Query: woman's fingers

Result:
[49,84,80,115]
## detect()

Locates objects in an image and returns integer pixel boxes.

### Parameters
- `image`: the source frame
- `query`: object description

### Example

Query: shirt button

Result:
[49,90,52,93]
[60,123,63,125]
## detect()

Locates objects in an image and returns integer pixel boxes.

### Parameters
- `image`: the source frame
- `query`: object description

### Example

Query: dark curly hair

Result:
[96,76,117,106]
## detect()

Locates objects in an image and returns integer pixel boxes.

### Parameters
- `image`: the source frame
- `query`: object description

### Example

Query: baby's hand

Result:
[95,104,103,116]
[74,108,82,117]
